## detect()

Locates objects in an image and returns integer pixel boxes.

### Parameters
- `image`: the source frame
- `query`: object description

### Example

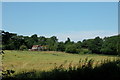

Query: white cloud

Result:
[13,30,117,42]
[54,30,117,42]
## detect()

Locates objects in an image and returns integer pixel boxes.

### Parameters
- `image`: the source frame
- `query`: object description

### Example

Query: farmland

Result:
[2,50,119,75]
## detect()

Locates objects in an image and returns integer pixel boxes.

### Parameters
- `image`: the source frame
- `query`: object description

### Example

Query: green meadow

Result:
[2,50,119,75]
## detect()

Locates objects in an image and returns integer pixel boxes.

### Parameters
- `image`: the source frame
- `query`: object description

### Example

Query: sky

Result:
[1,0,119,2]
[2,2,118,42]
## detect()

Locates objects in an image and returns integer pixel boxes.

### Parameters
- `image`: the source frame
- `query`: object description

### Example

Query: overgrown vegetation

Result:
[2,58,120,80]
[1,30,120,55]
[2,51,120,80]
[3,50,118,72]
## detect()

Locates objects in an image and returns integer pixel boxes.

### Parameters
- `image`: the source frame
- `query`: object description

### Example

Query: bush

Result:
[79,49,92,54]
[84,50,92,54]
[19,45,28,50]
[65,45,78,53]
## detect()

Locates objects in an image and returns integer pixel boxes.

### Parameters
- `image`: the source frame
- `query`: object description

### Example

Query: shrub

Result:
[19,45,28,50]
[65,45,77,53]
[79,49,92,54]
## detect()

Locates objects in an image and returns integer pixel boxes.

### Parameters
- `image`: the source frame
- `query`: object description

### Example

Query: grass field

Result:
[2,50,119,75]
[0,54,2,77]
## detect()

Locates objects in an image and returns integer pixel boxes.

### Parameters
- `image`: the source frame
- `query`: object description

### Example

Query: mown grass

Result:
[2,50,119,74]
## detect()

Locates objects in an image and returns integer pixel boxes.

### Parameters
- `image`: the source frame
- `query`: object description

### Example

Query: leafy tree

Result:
[101,35,119,55]
[89,37,103,54]
[1,30,120,55]
[20,45,27,50]
[46,36,58,51]
[65,44,78,53]
[76,41,82,49]
[117,35,120,55]
[31,34,38,44]
[65,37,71,44]
[23,36,33,49]
[38,36,46,45]
[2,31,17,49]
[81,39,93,48]
[50,36,58,43]
[57,42,65,51]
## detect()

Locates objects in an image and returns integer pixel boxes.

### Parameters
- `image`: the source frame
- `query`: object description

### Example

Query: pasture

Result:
[2,50,119,75]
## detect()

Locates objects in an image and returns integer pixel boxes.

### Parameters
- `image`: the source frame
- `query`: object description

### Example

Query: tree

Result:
[100,35,119,55]
[31,34,38,44]
[50,36,58,43]
[81,39,94,49]
[65,37,71,44]
[2,31,25,50]
[46,36,58,51]
[1,30,119,55]
[117,35,120,55]
[38,36,46,45]
[7,35,25,50]
[76,41,82,49]
[24,36,33,49]
[20,45,27,50]
[81,37,103,54]
[57,42,65,51]
[2,31,17,49]
[65,44,78,54]
[89,37,103,54]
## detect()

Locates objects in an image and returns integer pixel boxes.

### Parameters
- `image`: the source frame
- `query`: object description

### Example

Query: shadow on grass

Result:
[2,58,120,80]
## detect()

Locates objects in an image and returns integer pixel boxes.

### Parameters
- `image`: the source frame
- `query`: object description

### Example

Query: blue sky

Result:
[2,2,118,41]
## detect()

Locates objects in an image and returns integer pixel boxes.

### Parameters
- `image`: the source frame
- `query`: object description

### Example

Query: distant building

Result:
[30,45,47,51]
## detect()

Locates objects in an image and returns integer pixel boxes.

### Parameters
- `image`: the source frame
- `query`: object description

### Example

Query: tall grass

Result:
[3,50,118,73]
[2,58,120,80]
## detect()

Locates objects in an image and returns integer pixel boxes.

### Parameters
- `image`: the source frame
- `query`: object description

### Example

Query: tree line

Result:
[1,30,120,55]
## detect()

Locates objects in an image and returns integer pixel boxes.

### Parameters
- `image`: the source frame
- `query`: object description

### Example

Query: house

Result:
[30,45,47,51]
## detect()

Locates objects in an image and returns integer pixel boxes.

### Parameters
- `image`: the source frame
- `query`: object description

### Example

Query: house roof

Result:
[32,45,41,47]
